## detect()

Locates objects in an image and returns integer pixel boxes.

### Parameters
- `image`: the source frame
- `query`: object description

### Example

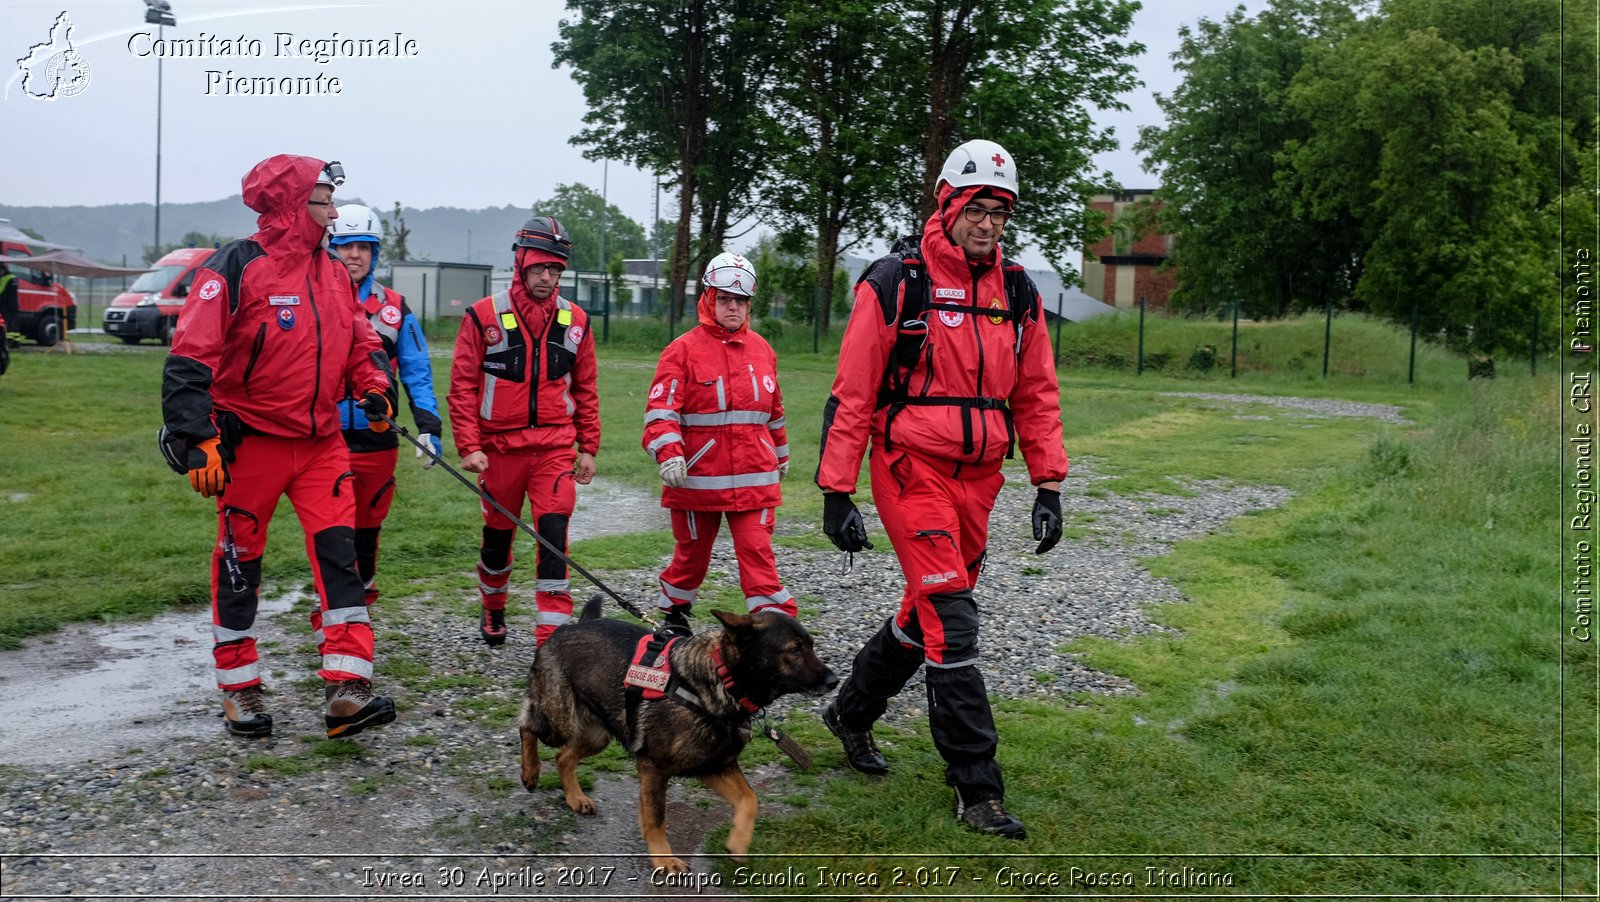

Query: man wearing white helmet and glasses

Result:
[815,139,1067,840]
[641,252,795,634]
[328,203,443,609]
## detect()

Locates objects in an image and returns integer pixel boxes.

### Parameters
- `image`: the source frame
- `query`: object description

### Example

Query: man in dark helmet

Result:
[447,216,600,647]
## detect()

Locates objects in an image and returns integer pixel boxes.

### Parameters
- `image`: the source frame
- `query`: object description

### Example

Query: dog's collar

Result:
[711,644,762,715]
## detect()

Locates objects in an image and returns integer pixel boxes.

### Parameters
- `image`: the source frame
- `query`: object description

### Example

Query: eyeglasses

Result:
[961,205,1013,226]
[523,263,565,275]
[307,200,335,207]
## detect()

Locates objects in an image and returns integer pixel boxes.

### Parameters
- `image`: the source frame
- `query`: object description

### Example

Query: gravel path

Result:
[0,393,1398,899]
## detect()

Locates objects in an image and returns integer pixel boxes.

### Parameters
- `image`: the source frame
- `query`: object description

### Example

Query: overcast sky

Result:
[3,0,1261,266]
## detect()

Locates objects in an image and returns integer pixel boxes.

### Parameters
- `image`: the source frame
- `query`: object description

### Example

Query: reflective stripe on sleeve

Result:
[648,432,683,455]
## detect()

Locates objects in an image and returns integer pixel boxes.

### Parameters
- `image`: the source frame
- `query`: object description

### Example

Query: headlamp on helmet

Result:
[316,160,346,189]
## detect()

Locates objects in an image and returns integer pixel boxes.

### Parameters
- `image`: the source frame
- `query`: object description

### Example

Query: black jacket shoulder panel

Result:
[201,240,268,315]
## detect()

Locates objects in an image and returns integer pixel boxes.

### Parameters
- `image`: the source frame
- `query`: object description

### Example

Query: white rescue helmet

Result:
[328,203,382,245]
[702,252,758,298]
[936,139,1020,200]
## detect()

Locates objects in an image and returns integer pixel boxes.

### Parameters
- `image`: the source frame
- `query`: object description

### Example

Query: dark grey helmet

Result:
[513,216,572,260]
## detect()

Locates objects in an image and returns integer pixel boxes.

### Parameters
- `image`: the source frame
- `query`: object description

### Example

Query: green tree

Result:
[530,183,649,273]
[143,230,231,264]
[1288,26,1553,352]
[1137,0,1362,317]
[554,0,779,319]
[888,0,1145,276]
[381,203,411,263]
[763,0,903,331]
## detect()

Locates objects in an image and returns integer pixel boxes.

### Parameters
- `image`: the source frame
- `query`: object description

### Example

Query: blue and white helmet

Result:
[328,203,381,246]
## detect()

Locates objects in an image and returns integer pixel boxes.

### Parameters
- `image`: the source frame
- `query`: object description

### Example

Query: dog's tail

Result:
[579,594,605,622]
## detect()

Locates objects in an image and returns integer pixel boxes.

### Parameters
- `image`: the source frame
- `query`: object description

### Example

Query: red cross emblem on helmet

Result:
[992,153,1007,167]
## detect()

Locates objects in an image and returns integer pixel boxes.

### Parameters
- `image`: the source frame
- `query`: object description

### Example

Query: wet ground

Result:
[0,477,667,769]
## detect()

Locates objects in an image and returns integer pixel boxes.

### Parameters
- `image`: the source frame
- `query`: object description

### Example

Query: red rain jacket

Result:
[163,154,388,443]
[642,290,789,512]
[816,204,1067,492]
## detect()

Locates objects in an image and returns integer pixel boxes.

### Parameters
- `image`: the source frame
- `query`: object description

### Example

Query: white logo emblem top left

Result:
[17,12,91,100]
[198,280,223,301]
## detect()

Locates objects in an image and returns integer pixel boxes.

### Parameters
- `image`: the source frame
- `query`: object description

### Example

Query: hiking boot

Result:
[822,703,887,776]
[658,606,693,638]
[222,686,272,738]
[324,678,396,739]
[954,791,1027,840]
[480,607,507,646]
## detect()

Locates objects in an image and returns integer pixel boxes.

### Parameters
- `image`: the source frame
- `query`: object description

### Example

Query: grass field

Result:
[0,314,1587,896]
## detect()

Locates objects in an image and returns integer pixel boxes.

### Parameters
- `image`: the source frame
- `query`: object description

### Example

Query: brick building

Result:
[1081,189,1176,310]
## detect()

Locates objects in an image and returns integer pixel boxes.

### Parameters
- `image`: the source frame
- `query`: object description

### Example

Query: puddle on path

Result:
[0,591,302,767]
[0,478,667,768]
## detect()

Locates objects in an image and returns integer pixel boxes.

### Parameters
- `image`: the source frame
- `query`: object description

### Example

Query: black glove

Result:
[356,391,393,432]
[822,492,873,553]
[1031,487,1062,554]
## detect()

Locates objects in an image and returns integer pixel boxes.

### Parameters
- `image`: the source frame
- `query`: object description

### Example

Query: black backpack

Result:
[856,235,1040,457]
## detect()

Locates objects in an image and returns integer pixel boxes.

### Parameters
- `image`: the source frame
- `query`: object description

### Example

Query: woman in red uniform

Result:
[641,252,794,632]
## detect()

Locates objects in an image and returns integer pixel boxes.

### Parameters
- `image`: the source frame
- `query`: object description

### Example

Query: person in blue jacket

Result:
[328,203,443,605]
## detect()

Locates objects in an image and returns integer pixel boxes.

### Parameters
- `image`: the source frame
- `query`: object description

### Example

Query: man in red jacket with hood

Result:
[161,154,399,741]
[815,139,1067,840]
[449,217,600,647]
[641,252,794,633]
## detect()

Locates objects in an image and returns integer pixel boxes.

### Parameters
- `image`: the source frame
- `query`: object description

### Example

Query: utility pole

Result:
[144,2,177,256]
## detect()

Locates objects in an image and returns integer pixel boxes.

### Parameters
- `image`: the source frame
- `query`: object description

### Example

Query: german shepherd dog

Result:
[518,597,838,873]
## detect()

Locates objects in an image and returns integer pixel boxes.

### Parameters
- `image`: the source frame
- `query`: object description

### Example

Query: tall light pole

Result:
[599,158,609,274]
[144,1,176,257]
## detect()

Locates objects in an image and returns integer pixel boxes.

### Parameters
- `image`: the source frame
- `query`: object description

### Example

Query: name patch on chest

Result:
[268,295,300,306]
[933,287,967,300]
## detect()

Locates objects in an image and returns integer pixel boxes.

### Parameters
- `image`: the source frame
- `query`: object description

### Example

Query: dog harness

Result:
[623,632,761,747]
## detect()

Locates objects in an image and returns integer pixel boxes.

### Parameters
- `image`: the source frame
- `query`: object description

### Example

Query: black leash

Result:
[373,411,658,628]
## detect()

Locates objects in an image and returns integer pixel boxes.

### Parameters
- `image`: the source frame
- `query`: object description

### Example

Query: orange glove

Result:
[356,391,393,433]
[186,437,228,498]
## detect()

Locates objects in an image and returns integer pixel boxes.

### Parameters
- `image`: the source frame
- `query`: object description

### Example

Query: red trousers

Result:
[656,508,796,617]
[347,447,398,529]
[347,446,398,604]
[477,447,577,645]
[210,432,375,690]
[870,446,1002,664]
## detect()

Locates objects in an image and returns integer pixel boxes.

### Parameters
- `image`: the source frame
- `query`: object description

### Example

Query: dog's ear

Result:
[710,609,754,634]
